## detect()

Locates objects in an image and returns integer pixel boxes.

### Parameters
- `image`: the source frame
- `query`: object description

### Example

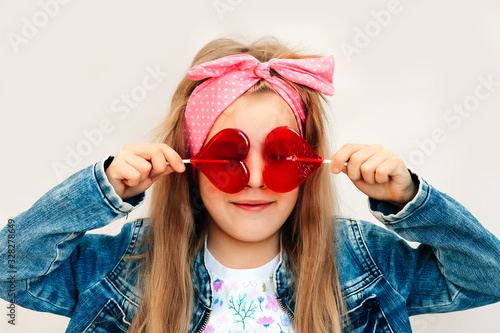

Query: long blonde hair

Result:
[128,36,345,332]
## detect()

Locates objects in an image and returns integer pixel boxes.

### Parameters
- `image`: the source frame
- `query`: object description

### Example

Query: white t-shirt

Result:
[203,248,295,333]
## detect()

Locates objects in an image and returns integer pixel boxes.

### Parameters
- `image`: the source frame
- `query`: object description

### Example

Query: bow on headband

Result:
[184,54,335,157]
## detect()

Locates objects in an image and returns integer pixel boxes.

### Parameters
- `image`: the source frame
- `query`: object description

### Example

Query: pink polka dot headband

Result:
[183,54,335,157]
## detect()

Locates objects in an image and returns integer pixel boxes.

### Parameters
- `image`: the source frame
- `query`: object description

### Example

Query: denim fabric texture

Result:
[1,156,499,332]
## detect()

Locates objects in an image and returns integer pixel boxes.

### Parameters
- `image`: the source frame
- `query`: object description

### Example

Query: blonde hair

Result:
[128,36,345,332]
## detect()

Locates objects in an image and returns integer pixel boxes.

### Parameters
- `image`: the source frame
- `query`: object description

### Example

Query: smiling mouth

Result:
[231,201,274,211]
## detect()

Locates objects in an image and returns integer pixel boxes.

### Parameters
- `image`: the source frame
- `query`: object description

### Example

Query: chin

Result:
[229,229,279,244]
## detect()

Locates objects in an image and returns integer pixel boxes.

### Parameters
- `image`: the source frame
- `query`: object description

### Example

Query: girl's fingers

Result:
[123,143,185,174]
[106,143,186,199]
[344,145,384,181]
[330,144,366,173]
[107,159,142,187]
[331,144,406,185]
[119,144,186,184]
[331,144,386,179]
[149,146,175,178]
[358,148,394,185]
[160,145,186,173]
[121,152,155,185]
[330,143,416,204]
[374,155,406,184]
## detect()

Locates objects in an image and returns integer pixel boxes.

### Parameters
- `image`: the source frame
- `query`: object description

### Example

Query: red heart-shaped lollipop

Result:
[192,128,250,194]
[263,126,323,193]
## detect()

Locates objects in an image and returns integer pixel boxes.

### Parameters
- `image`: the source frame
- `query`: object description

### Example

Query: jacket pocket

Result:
[344,295,394,333]
[83,298,131,333]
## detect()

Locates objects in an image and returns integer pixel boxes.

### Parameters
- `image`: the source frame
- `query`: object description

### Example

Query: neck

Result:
[206,219,280,269]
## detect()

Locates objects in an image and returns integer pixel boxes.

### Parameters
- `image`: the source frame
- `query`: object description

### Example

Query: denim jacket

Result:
[1,156,500,333]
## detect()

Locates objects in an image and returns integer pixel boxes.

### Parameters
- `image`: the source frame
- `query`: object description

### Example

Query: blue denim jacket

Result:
[1,156,500,332]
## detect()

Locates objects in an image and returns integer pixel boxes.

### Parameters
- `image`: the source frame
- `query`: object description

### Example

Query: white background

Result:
[1,0,500,332]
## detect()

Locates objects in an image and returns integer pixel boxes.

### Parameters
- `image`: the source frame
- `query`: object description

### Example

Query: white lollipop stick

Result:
[321,160,348,166]
[168,158,345,166]
[284,157,346,166]
[167,159,229,165]
[324,160,348,167]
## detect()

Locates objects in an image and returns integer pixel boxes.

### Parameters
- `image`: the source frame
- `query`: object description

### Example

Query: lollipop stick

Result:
[191,159,230,163]
[166,159,192,166]
[285,157,346,166]
[322,159,348,166]
[285,156,323,163]
[166,159,229,165]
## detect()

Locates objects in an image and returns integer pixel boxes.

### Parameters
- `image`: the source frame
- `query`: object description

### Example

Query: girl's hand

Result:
[105,143,186,200]
[330,144,418,208]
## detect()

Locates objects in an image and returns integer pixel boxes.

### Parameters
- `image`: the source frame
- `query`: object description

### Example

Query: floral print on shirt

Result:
[205,275,295,333]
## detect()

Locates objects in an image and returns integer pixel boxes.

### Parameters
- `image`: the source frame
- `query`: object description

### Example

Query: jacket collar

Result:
[191,236,213,310]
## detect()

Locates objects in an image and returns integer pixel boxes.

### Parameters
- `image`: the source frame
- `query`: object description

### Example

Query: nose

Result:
[244,146,266,189]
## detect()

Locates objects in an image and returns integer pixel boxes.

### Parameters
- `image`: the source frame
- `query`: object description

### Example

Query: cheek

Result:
[198,173,225,207]
[275,188,300,218]
[284,189,300,209]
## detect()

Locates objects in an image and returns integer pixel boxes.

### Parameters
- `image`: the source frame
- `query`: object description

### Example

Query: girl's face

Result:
[199,92,300,248]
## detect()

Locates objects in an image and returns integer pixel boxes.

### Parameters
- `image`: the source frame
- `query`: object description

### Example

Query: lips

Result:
[231,200,274,212]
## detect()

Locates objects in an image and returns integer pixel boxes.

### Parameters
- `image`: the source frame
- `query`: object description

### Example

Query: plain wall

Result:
[1,0,499,332]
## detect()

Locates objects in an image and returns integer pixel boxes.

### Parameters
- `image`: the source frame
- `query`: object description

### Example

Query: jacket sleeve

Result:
[0,156,145,316]
[366,172,500,315]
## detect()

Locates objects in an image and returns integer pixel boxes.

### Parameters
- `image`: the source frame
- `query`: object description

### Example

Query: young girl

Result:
[1,37,500,333]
